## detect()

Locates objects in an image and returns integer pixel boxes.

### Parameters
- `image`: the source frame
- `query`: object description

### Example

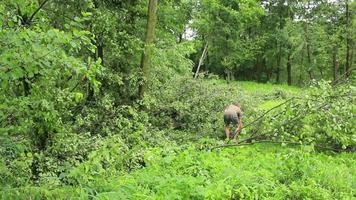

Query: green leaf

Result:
[74,92,84,102]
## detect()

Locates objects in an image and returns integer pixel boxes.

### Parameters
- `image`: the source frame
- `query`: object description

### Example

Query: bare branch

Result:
[194,43,208,79]
[26,0,51,25]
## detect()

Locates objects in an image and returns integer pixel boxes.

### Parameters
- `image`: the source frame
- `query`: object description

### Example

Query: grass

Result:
[93,142,356,199]
[208,79,302,94]
[258,99,286,110]
[209,79,303,110]
[236,81,302,94]
[4,142,354,199]
[209,79,304,111]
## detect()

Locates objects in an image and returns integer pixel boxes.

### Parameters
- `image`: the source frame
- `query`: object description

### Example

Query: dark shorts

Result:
[224,114,239,126]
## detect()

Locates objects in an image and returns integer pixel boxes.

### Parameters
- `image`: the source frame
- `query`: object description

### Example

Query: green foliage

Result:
[260,81,356,150]
[193,0,265,75]
[6,142,353,199]
[0,0,355,199]
[0,0,104,189]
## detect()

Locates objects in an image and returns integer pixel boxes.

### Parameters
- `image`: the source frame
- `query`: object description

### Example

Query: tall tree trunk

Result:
[299,46,305,85]
[262,57,267,82]
[255,56,265,81]
[305,1,314,81]
[287,53,292,85]
[306,35,314,80]
[332,46,339,82]
[138,0,157,99]
[275,10,283,84]
[345,0,351,78]
[275,48,281,83]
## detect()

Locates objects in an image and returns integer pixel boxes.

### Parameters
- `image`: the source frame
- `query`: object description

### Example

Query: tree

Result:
[192,0,264,80]
[345,0,353,78]
[139,0,158,99]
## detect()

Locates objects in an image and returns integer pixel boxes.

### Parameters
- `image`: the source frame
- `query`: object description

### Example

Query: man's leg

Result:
[233,127,240,143]
[232,119,240,143]
[225,125,230,140]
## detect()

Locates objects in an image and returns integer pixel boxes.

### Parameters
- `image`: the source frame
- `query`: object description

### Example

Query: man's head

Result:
[233,102,240,107]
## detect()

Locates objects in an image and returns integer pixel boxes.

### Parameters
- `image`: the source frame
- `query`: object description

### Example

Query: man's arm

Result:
[238,117,243,129]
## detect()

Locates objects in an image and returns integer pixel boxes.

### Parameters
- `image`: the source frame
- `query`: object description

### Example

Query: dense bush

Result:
[0,26,102,187]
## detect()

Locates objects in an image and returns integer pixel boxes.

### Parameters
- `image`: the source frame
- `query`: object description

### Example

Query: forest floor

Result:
[94,81,355,199]
[97,143,355,199]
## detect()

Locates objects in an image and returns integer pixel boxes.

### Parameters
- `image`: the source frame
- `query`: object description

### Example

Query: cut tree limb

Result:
[227,97,295,143]
[210,140,342,152]
[332,66,355,86]
[241,97,295,130]
[222,98,343,151]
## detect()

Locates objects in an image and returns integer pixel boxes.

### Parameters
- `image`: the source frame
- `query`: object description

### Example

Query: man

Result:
[224,103,243,143]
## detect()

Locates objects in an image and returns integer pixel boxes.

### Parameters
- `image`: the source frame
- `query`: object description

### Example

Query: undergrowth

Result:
[1,77,355,199]
[2,140,355,199]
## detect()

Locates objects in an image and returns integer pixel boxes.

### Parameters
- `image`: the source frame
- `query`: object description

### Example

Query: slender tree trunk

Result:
[225,70,232,83]
[287,53,292,85]
[305,1,314,81]
[194,43,208,78]
[275,10,283,84]
[255,56,265,81]
[319,68,323,76]
[138,0,157,99]
[306,37,313,80]
[262,57,267,82]
[299,46,304,85]
[276,49,281,83]
[345,0,351,78]
[332,46,339,82]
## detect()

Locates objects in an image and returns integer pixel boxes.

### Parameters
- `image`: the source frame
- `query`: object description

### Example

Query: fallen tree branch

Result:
[217,100,343,151]
[332,66,355,86]
[227,97,295,143]
[210,140,342,152]
[242,97,295,130]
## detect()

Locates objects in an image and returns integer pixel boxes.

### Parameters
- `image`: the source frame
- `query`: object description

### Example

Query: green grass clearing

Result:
[208,79,302,94]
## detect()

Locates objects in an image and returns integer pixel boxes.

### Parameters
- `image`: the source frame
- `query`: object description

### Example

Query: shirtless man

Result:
[223,103,243,143]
